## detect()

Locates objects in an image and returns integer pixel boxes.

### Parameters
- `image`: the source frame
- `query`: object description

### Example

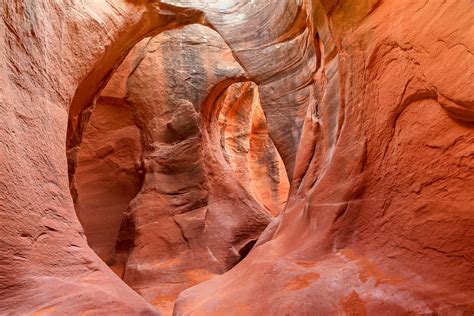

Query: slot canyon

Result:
[0,1,473,315]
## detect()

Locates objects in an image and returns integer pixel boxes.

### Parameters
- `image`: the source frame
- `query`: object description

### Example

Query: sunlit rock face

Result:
[159,0,318,180]
[0,0,473,315]
[217,82,289,216]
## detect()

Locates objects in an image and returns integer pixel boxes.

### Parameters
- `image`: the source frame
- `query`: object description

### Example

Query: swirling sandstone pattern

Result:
[175,1,474,314]
[217,82,289,216]
[0,0,472,315]
[70,23,290,315]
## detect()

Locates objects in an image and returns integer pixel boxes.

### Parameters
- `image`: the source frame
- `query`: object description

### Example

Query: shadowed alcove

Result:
[67,24,289,315]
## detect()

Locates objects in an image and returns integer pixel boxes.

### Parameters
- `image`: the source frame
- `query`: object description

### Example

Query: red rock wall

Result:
[0,0,472,315]
[175,0,474,314]
[74,98,142,270]
[0,2,170,314]
[217,82,289,216]
[70,24,288,315]
[120,25,272,315]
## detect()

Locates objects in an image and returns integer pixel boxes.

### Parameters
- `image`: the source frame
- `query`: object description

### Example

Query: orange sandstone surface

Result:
[0,1,473,315]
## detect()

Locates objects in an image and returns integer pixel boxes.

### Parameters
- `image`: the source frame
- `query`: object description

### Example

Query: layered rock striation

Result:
[0,0,472,315]
[176,1,474,314]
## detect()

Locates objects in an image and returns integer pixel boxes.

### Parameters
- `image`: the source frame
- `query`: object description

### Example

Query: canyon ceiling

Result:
[0,0,473,315]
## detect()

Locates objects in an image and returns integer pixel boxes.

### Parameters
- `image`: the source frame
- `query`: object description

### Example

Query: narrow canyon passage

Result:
[68,24,289,315]
[1,1,473,315]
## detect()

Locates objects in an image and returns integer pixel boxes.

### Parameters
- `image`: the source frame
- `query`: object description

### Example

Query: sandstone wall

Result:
[71,24,289,315]
[175,0,474,314]
[0,0,472,315]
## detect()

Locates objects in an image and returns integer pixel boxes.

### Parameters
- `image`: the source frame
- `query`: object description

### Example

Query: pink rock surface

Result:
[0,0,472,315]
[116,26,273,315]
[70,24,288,315]
[217,82,289,216]
[175,0,474,314]
[74,98,142,269]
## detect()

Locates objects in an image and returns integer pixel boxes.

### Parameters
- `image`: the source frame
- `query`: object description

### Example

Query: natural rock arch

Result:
[69,24,289,314]
[1,1,473,315]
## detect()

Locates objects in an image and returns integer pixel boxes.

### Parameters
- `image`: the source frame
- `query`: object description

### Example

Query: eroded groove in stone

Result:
[216,82,289,216]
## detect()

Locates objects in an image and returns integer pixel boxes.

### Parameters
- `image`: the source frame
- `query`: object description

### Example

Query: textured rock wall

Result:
[175,0,474,314]
[217,82,289,216]
[0,0,472,315]
[0,1,161,314]
[120,25,272,314]
[71,24,288,315]
[0,1,214,314]
[160,0,317,180]
[70,37,146,279]
[73,98,142,272]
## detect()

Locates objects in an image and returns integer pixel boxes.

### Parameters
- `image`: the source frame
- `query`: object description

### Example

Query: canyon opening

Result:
[1,1,473,315]
[68,28,290,314]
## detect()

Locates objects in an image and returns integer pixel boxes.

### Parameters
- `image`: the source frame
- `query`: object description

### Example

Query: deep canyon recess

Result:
[0,1,473,315]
